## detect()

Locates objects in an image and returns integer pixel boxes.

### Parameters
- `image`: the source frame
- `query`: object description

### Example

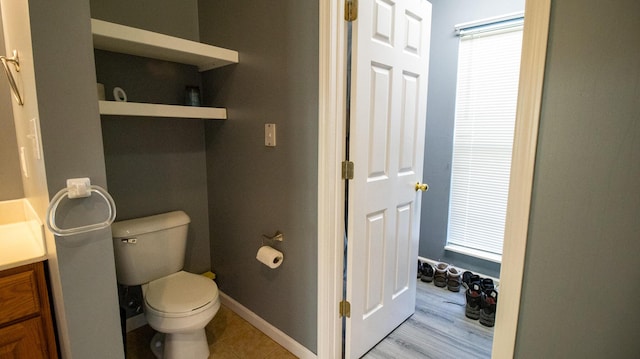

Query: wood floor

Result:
[362,278,494,359]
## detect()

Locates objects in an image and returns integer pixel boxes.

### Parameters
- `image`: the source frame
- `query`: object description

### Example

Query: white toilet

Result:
[111,211,219,359]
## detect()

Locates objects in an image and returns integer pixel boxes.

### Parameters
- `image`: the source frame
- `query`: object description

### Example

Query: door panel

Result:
[364,211,386,317]
[368,64,391,178]
[393,203,412,296]
[346,0,431,357]
[399,72,419,173]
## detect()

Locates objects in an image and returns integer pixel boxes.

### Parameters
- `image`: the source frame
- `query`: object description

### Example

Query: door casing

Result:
[317,0,552,358]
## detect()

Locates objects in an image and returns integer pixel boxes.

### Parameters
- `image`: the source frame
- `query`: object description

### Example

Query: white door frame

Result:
[317,0,551,358]
[317,1,347,358]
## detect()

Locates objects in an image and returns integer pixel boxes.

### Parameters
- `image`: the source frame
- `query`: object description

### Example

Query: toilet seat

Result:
[145,271,219,316]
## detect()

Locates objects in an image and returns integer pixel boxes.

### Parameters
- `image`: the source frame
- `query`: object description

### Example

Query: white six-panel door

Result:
[345,0,431,357]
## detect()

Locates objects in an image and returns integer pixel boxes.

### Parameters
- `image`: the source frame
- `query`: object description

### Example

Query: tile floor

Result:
[126,304,297,359]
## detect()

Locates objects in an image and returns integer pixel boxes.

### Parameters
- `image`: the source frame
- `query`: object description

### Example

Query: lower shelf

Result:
[98,101,227,120]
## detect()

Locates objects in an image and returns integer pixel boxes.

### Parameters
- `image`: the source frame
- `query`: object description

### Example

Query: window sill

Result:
[445,245,502,264]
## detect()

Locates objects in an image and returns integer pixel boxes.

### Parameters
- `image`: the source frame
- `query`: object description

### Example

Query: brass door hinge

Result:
[345,0,358,22]
[339,300,351,318]
[342,161,354,180]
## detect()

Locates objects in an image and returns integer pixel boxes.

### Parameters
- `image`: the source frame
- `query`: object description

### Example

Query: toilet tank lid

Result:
[111,211,190,237]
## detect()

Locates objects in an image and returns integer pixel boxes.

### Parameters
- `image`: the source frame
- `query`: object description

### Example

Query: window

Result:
[446,14,524,262]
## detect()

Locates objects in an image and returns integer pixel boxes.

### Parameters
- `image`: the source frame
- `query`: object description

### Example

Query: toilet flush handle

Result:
[116,237,137,244]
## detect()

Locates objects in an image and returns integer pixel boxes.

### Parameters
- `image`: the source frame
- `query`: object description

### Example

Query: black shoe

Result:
[417,260,422,278]
[480,278,495,294]
[465,282,482,320]
[462,271,481,290]
[420,263,434,283]
[479,289,498,327]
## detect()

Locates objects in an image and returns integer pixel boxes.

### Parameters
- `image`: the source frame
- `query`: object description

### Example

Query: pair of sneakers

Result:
[463,271,498,327]
[462,271,495,292]
[419,261,462,292]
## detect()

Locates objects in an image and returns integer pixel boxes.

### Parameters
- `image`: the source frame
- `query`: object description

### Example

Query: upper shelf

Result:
[91,19,239,72]
[98,101,227,120]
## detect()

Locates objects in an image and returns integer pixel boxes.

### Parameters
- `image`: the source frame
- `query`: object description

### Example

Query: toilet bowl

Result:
[111,211,218,359]
[144,271,220,358]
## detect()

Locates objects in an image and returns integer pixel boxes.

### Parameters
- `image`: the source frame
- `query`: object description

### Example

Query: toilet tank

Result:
[111,211,190,286]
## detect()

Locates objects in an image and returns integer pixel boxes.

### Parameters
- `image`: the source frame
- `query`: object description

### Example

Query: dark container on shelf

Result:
[184,86,201,106]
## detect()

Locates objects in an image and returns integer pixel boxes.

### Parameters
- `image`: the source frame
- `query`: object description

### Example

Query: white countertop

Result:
[0,222,46,271]
[0,199,47,271]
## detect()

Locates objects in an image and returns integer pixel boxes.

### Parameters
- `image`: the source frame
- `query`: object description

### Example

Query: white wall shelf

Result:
[98,101,227,120]
[91,19,238,72]
[92,19,237,120]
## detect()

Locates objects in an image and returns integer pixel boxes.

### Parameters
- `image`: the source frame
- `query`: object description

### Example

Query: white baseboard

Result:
[418,256,500,286]
[219,291,317,359]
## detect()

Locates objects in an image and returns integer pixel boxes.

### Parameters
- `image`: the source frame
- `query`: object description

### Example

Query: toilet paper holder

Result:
[262,230,284,242]
[257,231,284,269]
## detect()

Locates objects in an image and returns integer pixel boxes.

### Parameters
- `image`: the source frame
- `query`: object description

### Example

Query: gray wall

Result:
[89,0,199,41]
[91,0,211,274]
[199,0,319,353]
[0,10,23,201]
[420,0,524,277]
[92,0,319,353]
[515,0,640,357]
[28,0,124,357]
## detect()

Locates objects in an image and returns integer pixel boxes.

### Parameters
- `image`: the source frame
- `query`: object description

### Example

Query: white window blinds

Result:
[446,18,523,261]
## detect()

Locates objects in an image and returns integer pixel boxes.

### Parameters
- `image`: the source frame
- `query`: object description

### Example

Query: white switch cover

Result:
[28,118,42,160]
[265,123,276,147]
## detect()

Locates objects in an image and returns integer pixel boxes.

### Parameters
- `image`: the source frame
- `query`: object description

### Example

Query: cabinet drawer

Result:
[0,316,48,358]
[0,269,40,325]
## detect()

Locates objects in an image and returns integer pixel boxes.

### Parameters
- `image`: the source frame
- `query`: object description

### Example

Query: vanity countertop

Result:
[0,199,46,271]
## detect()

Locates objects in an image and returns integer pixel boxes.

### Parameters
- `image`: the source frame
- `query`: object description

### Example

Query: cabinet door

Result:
[0,317,48,358]
[0,270,40,326]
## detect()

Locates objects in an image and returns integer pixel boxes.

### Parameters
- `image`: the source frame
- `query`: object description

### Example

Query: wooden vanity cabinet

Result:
[0,262,58,358]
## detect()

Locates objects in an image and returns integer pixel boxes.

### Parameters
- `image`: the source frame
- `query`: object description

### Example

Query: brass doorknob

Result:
[415,182,429,192]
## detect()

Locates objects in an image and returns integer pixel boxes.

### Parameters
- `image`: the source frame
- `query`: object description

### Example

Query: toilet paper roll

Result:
[256,246,283,269]
[113,87,127,102]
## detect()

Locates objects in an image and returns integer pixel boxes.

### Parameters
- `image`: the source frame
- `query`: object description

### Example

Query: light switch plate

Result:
[265,123,276,147]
